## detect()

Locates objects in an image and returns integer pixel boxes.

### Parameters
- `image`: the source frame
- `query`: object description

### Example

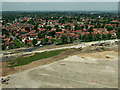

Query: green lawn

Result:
[8,49,64,67]
[13,40,24,47]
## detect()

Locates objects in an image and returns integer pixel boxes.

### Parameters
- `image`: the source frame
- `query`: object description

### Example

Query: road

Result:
[2,39,118,57]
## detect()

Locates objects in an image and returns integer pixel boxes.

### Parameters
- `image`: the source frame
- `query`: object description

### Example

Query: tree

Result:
[25,40,27,45]
[107,33,112,40]
[55,25,59,29]
[105,25,113,31]
[56,29,62,32]
[116,28,120,39]
[81,26,84,30]
[75,25,80,31]
[88,32,93,41]
[38,33,45,38]
[2,28,9,36]
[34,25,38,30]
[102,34,107,40]
[2,45,5,50]
[69,36,74,43]
[65,25,71,29]
[85,25,88,29]
[95,33,101,41]
[59,19,65,24]
[46,26,52,30]
[41,39,46,45]
[88,27,93,32]
[55,39,63,45]
[41,38,48,45]
[60,35,67,43]
[116,22,119,27]
[28,19,35,25]
[79,34,83,40]
[47,31,55,37]
[82,34,89,42]
[32,39,37,46]
[25,27,30,32]
[101,24,105,28]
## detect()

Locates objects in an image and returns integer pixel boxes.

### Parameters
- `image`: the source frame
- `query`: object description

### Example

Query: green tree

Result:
[83,34,89,42]
[38,33,45,38]
[79,34,83,40]
[88,27,93,32]
[25,40,27,45]
[96,33,101,41]
[55,25,59,29]
[105,25,113,31]
[85,25,88,29]
[34,25,38,31]
[2,28,9,36]
[47,31,55,37]
[60,35,67,43]
[25,27,30,32]
[88,32,93,41]
[46,26,52,30]
[32,39,37,46]
[116,28,120,39]
[102,34,107,40]
[107,33,112,40]
[41,38,48,45]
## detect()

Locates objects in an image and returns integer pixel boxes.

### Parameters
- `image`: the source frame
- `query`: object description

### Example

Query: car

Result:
[40,45,43,47]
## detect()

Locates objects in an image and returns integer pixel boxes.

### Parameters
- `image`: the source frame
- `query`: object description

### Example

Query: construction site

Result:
[1,39,119,88]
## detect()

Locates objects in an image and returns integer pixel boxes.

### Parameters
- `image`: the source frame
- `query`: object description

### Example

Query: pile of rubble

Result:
[76,47,83,51]
[1,76,10,85]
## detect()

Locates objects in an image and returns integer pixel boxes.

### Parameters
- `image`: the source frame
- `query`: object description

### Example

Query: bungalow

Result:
[21,29,27,34]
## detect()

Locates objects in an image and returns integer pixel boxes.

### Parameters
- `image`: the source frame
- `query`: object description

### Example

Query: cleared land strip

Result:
[2,50,118,88]
[2,39,118,57]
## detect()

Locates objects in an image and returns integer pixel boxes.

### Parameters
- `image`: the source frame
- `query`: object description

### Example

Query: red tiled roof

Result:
[62,33,68,36]
[29,30,36,33]
[81,32,85,35]
[5,41,14,45]
[105,24,111,26]
[83,29,86,31]
[70,33,75,35]
[75,34,79,37]
[2,35,6,38]
[56,32,63,34]
[4,38,10,41]
[86,32,90,34]
[13,31,16,33]
[30,33,38,36]
[27,40,32,42]
[37,38,44,41]
[99,33,102,35]
[92,32,98,34]
[21,29,27,32]
[15,33,20,36]
[49,37,53,40]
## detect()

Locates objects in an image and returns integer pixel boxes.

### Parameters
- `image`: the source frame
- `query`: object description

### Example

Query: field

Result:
[8,50,65,67]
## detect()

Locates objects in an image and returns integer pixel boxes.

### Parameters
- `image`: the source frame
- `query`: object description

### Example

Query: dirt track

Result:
[2,47,118,88]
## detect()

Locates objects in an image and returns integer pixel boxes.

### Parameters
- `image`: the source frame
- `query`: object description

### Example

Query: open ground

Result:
[1,43,118,88]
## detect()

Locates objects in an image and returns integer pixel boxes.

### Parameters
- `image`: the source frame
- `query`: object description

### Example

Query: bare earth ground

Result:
[34,42,78,51]
[2,46,118,88]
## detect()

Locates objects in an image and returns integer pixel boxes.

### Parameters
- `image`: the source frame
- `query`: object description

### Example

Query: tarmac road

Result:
[2,39,118,58]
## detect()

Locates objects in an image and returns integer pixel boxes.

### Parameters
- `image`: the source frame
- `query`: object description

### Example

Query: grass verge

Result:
[8,49,65,67]
[13,40,24,47]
